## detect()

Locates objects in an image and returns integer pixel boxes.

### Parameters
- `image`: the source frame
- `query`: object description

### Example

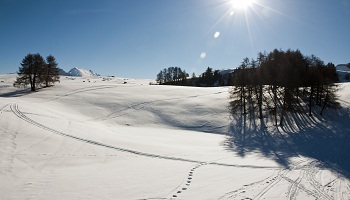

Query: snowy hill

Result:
[58,68,70,76]
[68,67,99,77]
[336,64,350,82]
[0,74,350,199]
[336,64,350,71]
[58,67,100,77]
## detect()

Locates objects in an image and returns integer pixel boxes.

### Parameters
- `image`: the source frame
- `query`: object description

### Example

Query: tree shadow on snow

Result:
[0,87,45,98]
[0,88,33,97]
[224,106,350,178]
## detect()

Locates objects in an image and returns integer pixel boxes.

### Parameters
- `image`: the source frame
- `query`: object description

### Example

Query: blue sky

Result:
[1,0,350,79]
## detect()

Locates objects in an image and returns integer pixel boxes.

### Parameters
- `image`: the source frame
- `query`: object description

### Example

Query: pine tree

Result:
[14,53,59,91]
[230,49,339,126]
[156,70,164,84]
[14,53,34,89]
[44,55,60,87]
[14,53,45,91]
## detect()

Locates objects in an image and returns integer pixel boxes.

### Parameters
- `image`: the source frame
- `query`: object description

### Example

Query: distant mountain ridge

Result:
[59,67,99,77]
[336,64,350,82]
[58,68,70,76]
[336,64,350,71]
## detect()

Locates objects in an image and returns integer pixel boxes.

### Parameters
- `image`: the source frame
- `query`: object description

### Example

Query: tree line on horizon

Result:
[156,66,231,87]
[230,48,339,126]
[156,67,189,85]
[14,53,60,91]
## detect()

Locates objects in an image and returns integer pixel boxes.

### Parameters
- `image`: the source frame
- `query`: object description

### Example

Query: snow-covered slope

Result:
[58,68,70,76]
[0,75,349,200]
[336,64,350,71]
[68,67,99,77]
[337,64,350,82]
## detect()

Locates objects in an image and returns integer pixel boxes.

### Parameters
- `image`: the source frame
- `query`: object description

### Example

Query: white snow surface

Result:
[0,74,350,199]
[68,67,99,77]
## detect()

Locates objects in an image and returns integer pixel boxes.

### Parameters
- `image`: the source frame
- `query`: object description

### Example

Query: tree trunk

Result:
[29,75,32,90]
[239,86,244,115]
[316,86,320,105]
[273,85,278,126]
[45,71,49,87]
[309,86,313,116]
[320,90,328,115]
[243,86,246,115]
[279,89,286,126]
[258,84,263,119]
[31,76,36,91]
[249,85,254,115]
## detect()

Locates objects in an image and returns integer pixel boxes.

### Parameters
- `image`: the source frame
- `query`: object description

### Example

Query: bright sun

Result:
[230,0,254,9]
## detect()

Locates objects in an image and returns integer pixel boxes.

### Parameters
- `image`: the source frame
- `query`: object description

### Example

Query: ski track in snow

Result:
[0,103,11,114]
[42,85,119,102]
[55,84,222,108]
[94,91,227,122]
[217,170,280,200]
[8,102,289,199]
[9,103,277,169]
[304,164,333,200]
[9,103,197,164]
[4,81,350,199]
[217,158,346,200]
[0,104,18,176]
[40,84,229,134]
[42,84,226,108]
[40,85,229,132]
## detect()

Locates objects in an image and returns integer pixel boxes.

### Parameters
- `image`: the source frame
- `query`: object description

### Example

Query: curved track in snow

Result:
[94,90,227,122]
[9,101,349,199]
[41,85,230,133]
[9,102,284,199]
[9,103,277,170]
[0,103,11,114]
[43,85,119,102]
[217,158,344,199]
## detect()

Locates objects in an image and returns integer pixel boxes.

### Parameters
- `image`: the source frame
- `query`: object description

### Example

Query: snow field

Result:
[1,75,350,199]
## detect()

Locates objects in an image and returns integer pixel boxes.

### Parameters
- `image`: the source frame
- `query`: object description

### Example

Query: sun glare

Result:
[230,0,254,9]
[200,52,207,59]
[214,31,221,38]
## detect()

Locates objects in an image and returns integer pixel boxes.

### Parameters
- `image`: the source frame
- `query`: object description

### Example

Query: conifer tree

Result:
[14,53,59,91]
[44,55,60,87]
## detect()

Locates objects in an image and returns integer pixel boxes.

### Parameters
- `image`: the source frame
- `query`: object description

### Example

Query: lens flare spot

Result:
[229,11,235,16]
[214,32,221,38]
[200,52,207,59]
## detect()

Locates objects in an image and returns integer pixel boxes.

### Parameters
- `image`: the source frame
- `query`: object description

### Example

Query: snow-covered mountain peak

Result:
[68,67,99,77]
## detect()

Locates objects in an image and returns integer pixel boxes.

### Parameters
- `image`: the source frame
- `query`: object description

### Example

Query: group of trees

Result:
[155,49,340,126]
[230,49,338,126]
[156,66,233,86]
[195,67,222,86]
[156,67,189,85]
[195,67,234,87]
[14,53,60,91]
